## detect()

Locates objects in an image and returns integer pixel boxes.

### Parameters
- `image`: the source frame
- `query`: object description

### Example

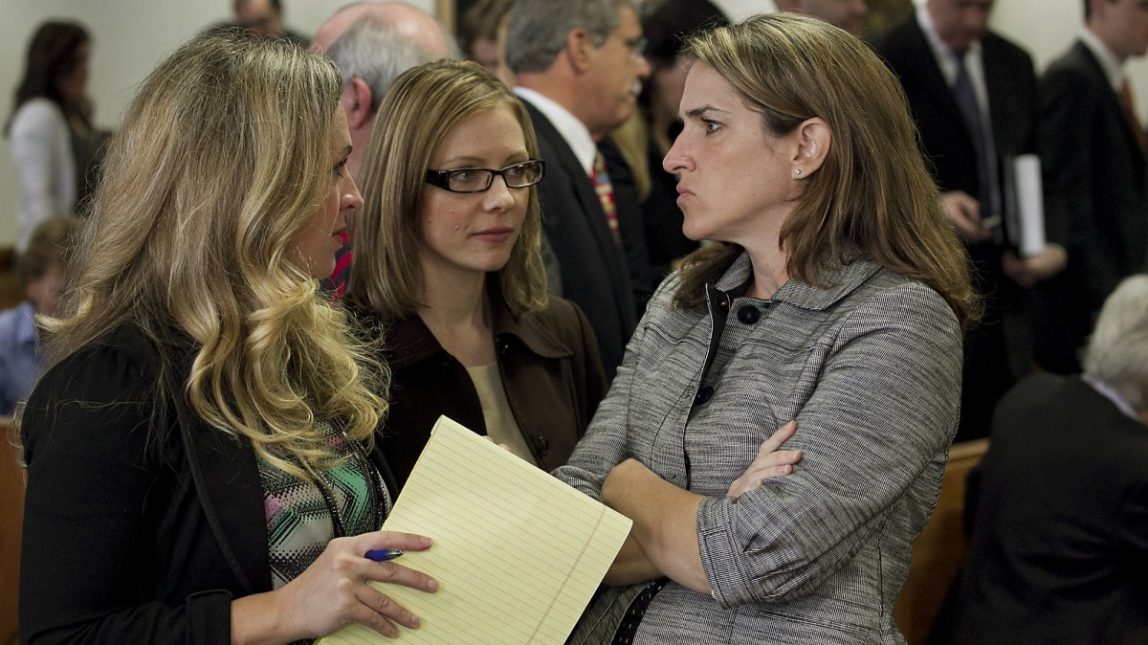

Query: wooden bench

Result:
[894,438,989,644]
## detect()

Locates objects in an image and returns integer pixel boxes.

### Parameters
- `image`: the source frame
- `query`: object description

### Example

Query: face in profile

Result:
[1102,0,1148,60]
[664,62,803,246]
[291,107,362,279]
[418,104,531,277]
[587,4,651,137]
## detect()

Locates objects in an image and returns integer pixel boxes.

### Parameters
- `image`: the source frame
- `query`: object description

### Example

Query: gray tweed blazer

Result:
[555,251,962,644]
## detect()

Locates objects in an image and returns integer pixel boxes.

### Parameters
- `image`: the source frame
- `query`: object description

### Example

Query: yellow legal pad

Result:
[317,415,632,644]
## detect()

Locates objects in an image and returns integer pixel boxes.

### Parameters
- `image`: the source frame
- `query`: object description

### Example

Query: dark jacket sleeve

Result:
[568,298,608,429]
[19,337,232,645]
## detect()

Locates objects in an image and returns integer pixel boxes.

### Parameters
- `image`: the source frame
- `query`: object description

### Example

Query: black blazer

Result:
[522,99,637,378]
[1030,41,1148,372]
[1040,40,1147,310]
[19,325,393,644]
[872,18,1042,299]
[934,373,1148,643]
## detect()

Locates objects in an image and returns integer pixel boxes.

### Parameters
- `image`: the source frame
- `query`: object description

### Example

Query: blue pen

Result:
[365,548,405,562]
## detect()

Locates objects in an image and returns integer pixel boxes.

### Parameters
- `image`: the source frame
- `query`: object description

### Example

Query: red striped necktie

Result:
[590,152,621,244]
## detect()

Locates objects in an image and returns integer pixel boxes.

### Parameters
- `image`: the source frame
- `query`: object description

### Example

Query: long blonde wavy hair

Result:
[674,14,979,327]
[47,33,388,479]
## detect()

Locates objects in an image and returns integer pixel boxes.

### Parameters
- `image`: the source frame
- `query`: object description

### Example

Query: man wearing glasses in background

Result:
[505,0,654,380]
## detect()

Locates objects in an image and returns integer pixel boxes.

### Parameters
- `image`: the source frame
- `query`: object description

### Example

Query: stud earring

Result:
[793,168,802,177]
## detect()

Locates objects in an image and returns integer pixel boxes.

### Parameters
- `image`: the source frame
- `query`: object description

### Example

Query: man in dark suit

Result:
[934,275,1148,644]
[1032,0,1148,374]
[873,0,1066,440]
[505,0,652,379]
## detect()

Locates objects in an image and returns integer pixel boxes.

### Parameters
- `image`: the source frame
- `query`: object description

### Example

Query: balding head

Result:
[313,1,458,178]
[311,1,453,57]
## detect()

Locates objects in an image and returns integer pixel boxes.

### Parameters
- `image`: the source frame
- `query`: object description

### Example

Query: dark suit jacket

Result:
[934,373,1148,644]
[873,19,1041,439]
[522,99,637,378]
[20,324,396,643]
[1030,41,1148,373]
[872,18,1041,289]
[1040,40,1147,310]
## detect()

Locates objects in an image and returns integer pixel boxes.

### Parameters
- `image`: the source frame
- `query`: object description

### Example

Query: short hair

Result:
[348,60,548,318]
[52,32,386,478]
[673,14,977,327]
[505,0,631,73]
[460,0,515,54]
[17,215,77,289]
[325,15,445,115]
[6,21,91,135]
[1082,275,1148,411]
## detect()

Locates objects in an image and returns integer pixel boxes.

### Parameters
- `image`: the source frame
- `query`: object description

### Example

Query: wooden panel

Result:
[894,438,989,644]
[0,418,24,645]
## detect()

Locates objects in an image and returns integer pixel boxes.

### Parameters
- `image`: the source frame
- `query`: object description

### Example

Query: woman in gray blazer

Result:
[555,14,977,644]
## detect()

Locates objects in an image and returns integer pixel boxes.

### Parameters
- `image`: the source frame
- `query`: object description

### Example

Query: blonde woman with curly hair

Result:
[346,60,607,489]
[19,33,438,643]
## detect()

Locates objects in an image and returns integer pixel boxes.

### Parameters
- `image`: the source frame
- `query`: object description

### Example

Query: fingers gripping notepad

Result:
[318,416,632,644]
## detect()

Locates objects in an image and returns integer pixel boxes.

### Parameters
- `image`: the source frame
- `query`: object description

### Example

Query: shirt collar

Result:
[1079,29,1124,92]
[1082,373,1141,422]
[714,249,882,311]
[514,87,597,175]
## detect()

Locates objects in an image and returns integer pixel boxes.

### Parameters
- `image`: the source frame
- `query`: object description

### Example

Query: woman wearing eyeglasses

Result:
[346,60,607,489]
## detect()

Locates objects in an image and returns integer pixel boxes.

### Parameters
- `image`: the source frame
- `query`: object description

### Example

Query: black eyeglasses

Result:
[425,160,546,193]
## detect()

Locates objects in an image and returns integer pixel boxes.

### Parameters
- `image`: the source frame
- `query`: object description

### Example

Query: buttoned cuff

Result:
[695,496,753,609]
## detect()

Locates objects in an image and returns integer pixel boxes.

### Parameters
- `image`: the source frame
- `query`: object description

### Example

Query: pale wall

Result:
[0,0,435,246]
[0,0,1137,246]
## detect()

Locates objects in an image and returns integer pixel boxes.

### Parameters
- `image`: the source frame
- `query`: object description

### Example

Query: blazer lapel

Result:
[175,387,270,595]
[1072,41,1146,169]
[523,100,628,275]
[904,19,970,138]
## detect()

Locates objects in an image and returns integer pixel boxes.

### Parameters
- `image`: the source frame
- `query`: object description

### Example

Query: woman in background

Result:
[556,14,976,643]
[636,0,728,278]
[20,33,436,643]
[346,60,606,490]
[6,21,104,252]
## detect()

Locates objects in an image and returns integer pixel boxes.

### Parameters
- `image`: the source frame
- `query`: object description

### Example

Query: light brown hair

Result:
[674,14,978,327]
[347,59,548,318]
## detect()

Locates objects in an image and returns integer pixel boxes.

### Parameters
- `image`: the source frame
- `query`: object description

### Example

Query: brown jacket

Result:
[355,295,607,491]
